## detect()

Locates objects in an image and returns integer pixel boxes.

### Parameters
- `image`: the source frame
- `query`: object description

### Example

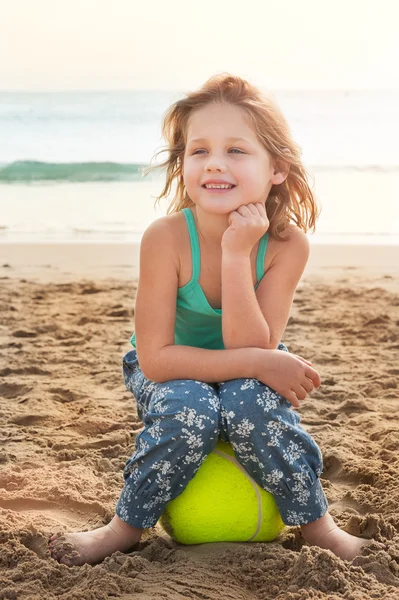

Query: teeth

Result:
[204,184,233,189]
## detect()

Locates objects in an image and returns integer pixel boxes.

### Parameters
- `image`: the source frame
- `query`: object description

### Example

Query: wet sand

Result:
[1,243,399,599]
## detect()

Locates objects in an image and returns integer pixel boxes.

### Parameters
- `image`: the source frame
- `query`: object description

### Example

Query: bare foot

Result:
[49,515,143,566]
[301,512,369,561]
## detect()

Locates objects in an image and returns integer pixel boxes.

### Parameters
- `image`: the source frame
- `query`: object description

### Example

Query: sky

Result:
[0,0,398,91]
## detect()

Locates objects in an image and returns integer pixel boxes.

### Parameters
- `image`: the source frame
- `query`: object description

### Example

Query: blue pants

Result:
[116,344,328,529]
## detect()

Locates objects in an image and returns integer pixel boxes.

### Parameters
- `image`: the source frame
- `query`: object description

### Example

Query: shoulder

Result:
[267,225,309,277]
[272,224,309,260]
[140,212,187,268]
[141,212,184,247]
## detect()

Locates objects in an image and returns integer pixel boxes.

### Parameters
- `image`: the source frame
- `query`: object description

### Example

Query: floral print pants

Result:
[116,344,328,529]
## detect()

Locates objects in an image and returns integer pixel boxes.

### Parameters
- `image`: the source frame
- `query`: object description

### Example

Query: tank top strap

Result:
[182,208,201,281]
[255,232,270,289]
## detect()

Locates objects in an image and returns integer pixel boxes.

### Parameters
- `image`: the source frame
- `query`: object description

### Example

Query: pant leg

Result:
[117,349,221,528]
[217,342,328,526]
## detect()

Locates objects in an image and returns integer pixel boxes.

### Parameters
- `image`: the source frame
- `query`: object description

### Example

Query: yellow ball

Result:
[159,439,285,544]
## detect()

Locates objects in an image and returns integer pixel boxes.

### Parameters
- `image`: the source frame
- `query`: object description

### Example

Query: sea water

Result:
[0,90,398,244]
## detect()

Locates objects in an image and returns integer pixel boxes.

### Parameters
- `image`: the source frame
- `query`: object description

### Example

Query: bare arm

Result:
[134,218,320,402]
[134,217,262,383]
[221,251,271,349]
[222,227,310,350]
[147,344,262,383]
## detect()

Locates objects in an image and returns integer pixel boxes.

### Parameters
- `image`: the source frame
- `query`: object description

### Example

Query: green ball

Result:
[159,439,285,544]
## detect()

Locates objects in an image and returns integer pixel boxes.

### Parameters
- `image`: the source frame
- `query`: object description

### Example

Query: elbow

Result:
[137,348,171,383]
[141,367,166,383]
[257,342,277,350]
[254,334,280,350]
[140,366,157,382]
[223,322,275,350]
[135,351,158,382]
[264,336,280,350]
[140,362,163,383]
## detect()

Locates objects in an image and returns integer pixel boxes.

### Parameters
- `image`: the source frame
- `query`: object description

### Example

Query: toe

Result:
[59,555,73,567]
[49,549,58,561]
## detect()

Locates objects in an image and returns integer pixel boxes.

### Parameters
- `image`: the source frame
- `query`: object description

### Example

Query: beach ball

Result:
[159,439,285,544]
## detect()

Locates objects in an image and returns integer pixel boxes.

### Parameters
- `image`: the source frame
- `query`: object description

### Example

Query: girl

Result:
[50,74,368,565]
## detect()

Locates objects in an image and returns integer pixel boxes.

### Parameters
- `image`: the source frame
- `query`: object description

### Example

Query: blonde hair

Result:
[145,74,319,239]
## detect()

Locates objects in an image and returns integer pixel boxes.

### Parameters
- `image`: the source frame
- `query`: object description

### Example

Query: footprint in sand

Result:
[80,285,102,295]
[0,496,107,529]
[19,530,50,560]
[12,329,38,338]
[370,429,399,451]
[336,399,376,417]
[0,382,33,399]
[321,453,376,517]
[331,492,369,516]
[49,387,83,403]
[322,454,376,486]
[10,414,51,426]
[0,366,51,377]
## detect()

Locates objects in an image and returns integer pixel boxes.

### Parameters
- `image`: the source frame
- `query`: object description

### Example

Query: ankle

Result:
[300,512,338,544]
[108,515,143,542]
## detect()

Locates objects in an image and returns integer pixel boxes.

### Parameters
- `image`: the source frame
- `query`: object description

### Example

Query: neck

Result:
[191,205,229,247]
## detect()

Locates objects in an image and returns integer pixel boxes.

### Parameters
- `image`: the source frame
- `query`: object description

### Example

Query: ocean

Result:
[0,90,398,244]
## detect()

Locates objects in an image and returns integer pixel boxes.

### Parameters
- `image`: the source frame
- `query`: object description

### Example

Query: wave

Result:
[0,161,160,183]
[0,160,398,184]
[311,165,399,173]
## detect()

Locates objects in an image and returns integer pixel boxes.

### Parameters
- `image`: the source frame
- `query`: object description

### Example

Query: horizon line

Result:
[0,87,398,94]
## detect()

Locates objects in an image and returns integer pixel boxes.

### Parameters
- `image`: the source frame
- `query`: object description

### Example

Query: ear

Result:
[271,157,290,186]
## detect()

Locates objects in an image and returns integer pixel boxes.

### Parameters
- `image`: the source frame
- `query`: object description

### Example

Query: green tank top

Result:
[130,207,269,350]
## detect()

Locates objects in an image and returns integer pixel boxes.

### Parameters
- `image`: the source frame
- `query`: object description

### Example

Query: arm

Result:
[135,218,320,402]
[222,226,310,350]
[134,217,263,383]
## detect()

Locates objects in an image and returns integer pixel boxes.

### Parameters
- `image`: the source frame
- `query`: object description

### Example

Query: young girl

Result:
[50,74,369,565]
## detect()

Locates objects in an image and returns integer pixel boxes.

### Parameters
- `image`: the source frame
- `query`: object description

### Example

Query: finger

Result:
[301,377,314,393]
[228,211,245,226]
[245,203,259,216]
[286,390,300,408]
[293,386,308,401]
[256,202,267,216]
[293,354,313,365]
[236,204,251,213]
[305,365,321,388]
[236,205,254,216]
[230,209,246,220]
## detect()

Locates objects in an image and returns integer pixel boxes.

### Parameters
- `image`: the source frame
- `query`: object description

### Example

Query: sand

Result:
[1,242,399,599]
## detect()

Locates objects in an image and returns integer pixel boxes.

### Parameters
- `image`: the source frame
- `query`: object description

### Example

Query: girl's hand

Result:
[255,349,320,408]
[221,202,269,256]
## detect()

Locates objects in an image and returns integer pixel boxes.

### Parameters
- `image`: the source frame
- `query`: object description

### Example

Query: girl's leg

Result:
[50,349,221,566]
[217,342,368,560]
[116,369,221,529]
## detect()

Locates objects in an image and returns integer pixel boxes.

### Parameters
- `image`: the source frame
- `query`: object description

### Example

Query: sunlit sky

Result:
[1,0,398,91]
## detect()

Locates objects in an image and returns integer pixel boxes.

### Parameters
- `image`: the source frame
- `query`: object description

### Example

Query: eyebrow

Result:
[188,136,252,144]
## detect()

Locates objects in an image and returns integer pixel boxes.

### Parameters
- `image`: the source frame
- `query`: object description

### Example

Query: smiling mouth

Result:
[202,185,236,190]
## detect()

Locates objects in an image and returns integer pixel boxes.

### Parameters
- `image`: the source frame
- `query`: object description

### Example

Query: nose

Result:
[204,155,227,173]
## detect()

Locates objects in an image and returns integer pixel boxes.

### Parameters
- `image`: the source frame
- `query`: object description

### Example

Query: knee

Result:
[148,379,220,437]
[220,378,289,421]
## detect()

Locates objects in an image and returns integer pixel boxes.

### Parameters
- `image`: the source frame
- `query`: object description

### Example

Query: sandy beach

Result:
[1,242,399,599]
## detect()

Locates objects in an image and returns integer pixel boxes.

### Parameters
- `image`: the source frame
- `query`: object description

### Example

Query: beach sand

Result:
[1,243,399,599]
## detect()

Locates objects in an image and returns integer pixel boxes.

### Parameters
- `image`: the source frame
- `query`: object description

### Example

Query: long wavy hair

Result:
[144,74,319,239]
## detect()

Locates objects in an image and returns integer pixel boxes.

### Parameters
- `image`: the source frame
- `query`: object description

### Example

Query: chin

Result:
[196,198,241,214]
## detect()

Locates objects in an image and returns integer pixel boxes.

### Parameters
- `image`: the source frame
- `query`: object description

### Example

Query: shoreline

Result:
[1,242,398,287]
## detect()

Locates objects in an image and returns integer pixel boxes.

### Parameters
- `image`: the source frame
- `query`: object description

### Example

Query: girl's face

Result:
[183,102,277,216]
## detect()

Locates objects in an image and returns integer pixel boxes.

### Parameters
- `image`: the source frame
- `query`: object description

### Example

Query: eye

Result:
[229,148,244,154]
[192,149,206,155]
